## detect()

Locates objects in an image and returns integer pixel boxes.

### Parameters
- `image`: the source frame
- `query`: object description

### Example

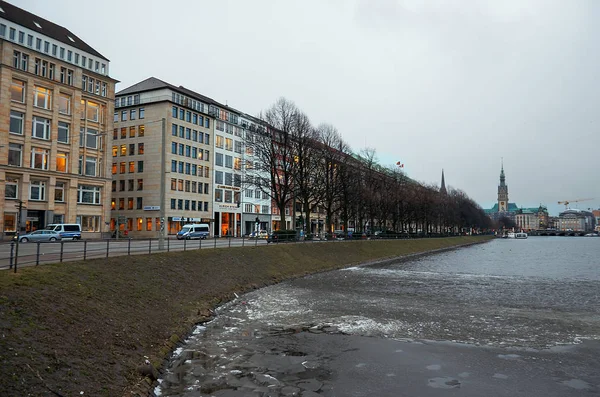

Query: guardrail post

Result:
[83,240,88,260]
[36,242,41,266]
[167,237,170,252]
[183,238,187,251]
[214,237,216,249]
[9,241,15,269]
[148,238,152,254]
[229,237,231,248]
[128,238,131,255]
[106,239,110,259]
[255,236,258,246]
[59,241,64,262]
[242,235,245,247]
[199,238,202,249]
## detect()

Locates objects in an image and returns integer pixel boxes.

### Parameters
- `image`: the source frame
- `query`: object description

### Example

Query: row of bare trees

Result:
[246,97,492,235]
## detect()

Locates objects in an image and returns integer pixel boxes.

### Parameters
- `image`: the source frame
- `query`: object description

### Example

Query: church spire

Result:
[440,169,447,194]
[499,158,506,186]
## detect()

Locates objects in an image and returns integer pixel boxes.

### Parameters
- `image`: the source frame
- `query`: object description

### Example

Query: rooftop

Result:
[0,0,108,61]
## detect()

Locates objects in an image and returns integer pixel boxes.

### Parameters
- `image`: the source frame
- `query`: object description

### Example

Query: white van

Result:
[176,224,210,240]
[46,224,82,240]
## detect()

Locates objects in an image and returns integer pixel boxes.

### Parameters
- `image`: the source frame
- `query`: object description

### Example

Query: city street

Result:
[0,237,273,270]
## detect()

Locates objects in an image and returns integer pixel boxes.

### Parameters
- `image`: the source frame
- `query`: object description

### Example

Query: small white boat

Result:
[515,232,528,239]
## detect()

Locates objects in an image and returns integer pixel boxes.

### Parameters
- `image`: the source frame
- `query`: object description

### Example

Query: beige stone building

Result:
[0,1,116,239]
[112,78,214,238]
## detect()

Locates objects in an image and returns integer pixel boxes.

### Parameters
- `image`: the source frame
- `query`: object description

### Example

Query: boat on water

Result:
[505,232,528,239]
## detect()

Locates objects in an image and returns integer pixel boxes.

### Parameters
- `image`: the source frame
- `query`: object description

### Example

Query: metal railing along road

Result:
[0,231,452,272]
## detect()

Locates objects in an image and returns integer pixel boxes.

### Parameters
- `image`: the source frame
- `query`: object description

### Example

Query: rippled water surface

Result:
[156,238,600,396]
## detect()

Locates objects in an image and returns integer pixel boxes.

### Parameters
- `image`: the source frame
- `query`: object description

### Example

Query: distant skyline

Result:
[12,0,600,216]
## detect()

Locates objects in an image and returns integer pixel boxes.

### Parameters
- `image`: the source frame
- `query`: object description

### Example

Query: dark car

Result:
[267,230,297,243]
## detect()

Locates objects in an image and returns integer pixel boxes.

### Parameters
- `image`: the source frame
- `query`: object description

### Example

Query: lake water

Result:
[156,238,600,396]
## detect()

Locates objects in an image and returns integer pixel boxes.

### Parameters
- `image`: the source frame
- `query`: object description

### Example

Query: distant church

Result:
[484,162,548,229]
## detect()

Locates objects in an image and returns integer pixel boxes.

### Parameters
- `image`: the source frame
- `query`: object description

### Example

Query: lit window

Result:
[56,152,68,172]
[33,86,52,109]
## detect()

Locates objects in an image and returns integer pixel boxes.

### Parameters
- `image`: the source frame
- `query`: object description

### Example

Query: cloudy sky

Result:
[15,0,600,215]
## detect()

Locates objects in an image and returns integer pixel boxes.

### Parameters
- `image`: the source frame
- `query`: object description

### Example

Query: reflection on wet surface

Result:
[156,238,600,396]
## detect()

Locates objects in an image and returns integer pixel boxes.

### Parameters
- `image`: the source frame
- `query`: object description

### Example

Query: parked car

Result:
[258,230,269,239]
[267,230,297,243]
[14,230,62,243]
[177,224,210,240]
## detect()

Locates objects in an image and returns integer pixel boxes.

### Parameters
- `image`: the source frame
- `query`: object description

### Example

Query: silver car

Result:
[14,230,62,243]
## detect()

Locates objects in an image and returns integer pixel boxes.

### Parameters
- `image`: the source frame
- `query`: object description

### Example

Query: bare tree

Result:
[246,98,298,229]
[291,111,319,232]
[313,123,350,234]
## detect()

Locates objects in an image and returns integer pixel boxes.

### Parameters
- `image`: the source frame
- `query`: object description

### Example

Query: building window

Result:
[129,144,135,155]
[30,180,46,201]
[128,179,134,191]
[216,153,223,166]
[80,128,99,149]
[59,93,71,114]
[137,179,144,191]
[225,138,233,151]
[139,108,145,119]
[262,205,269,214]
[55,122,69,144]
[170,178,177,191]
[120,144,127,156]
[121,128,127,139]
[101,82,107,97]
[185,180,190,192]
[56,152,68,172]
[87,101,100,122]
[215,171,224,184]
[225,173,233,186]
[177,179,184,191]
[31,147,50,170]
[135,197,142,210]
[171,160,177,172]
[119,180,125,191]
[120,162,126,174]
[8,143,23,167]
[224,190,233,203]
[85,157,97,176]
[245,204,253,213]
[225,155,233,168]
[33,86,52,109]
[10,80,25,102]
[5,178,18,199]
[138,143,144,155]
[127,197,134,210]
[138,161,144,172]
[79,216,101,232]
[215,189,223,202]
[32,117,51,140]
[130,109,136,120]
[129,161,135,173]
[10,111,24,135]
[54,182,65,202]
[77,185,101,204]
[13,51,28,71]
[112,163,117,175]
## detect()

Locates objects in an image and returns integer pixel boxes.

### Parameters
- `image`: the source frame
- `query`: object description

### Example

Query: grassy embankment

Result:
[0,236,491,396]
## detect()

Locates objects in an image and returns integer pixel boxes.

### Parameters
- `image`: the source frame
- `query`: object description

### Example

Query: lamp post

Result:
[159,118,166,250]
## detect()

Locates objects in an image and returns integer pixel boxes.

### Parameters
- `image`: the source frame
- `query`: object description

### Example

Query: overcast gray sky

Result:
[15,0,600,215]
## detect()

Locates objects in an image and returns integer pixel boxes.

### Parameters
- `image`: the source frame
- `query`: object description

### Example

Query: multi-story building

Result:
[0,1,116,239]
[112,77,214,238]
[593,210,600,232]
[556,209,595,232]
[210,104,244,237]
[238,114,271,235]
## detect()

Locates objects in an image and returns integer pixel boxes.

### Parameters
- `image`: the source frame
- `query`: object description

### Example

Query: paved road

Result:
[0,237,276,270]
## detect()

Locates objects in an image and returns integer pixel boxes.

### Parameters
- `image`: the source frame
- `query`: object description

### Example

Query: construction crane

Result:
[557,198,594,209]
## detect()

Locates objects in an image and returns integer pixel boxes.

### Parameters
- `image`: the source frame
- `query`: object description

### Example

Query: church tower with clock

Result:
[497,161,508,212]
